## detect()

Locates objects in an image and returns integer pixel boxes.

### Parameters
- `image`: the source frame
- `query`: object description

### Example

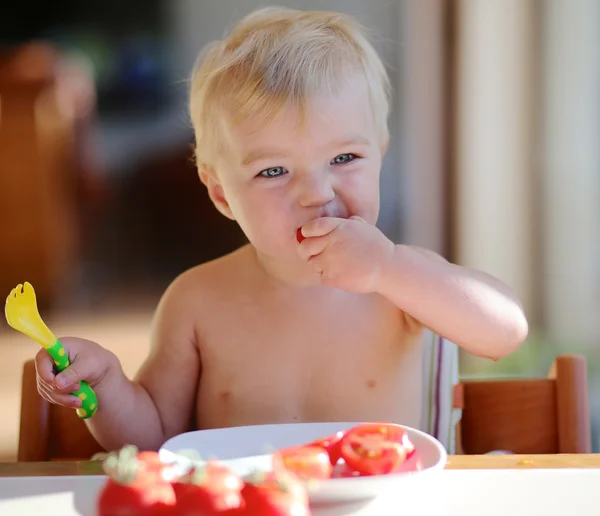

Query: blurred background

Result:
[0,0,598,460]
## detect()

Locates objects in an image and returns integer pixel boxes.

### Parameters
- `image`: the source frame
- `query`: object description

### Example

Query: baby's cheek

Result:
[344,191,379,225]
[246,211,294,253]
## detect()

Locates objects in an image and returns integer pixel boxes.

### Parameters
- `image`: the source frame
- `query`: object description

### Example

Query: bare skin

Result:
[34,76,528,453]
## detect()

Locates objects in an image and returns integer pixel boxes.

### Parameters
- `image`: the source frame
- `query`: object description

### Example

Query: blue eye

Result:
[331,153,357,165]
[259,166,287,178]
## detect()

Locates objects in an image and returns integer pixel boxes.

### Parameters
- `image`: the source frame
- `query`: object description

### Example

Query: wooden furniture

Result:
[0,43,106,308]
[18,353,592,461]
[18,360,104,462]
[3,453,600,477]
[454,353,592,454]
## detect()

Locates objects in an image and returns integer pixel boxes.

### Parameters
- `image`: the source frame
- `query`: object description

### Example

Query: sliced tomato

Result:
[339,423,414,476]
[309,431,344,466]
[240,470,310,516]
[275,444,332,480]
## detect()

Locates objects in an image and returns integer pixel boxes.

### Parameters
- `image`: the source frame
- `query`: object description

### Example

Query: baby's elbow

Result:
[498,308,529,357]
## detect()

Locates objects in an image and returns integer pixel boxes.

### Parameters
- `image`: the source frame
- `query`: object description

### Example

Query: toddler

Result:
[34,7,528,453]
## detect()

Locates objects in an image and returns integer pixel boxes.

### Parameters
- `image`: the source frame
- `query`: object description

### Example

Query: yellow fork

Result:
[5,282,98,418]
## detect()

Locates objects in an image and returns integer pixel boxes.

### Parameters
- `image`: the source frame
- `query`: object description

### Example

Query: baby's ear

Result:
[198,165,235,220]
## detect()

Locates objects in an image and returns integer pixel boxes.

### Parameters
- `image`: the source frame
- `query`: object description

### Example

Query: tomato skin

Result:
[275,445,333,480]
[172,461,243,515]
[173,483,241,515]
[309,431,344,466]
[331,450,423,478]
[296,227,306,243]
[98,446,176,516]
[240,473,311,516]
[136,450,170,482]
[339,423,414,476]
[97,479,176,516]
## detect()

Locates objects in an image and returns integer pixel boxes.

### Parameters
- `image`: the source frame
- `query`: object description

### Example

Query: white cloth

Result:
[420,328,462,454]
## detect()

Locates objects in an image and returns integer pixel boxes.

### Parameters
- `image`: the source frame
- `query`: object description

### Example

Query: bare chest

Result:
[195,292,423,429]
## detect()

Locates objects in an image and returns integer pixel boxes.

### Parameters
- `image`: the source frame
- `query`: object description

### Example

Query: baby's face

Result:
[215,78,384,262]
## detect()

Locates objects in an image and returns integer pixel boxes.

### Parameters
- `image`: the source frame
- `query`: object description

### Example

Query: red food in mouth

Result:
[296,227,305,243]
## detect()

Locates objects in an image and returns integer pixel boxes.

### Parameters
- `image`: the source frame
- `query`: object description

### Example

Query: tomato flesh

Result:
[339,423,414,476]
[240,470,310,516]
[275,445,332,480]
[309,431,344,466]
[98,479,175,516]
[172,461,243,514]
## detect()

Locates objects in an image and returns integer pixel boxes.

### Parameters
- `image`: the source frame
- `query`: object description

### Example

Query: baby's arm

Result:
[376,245,529,358]
[86,274,200,451]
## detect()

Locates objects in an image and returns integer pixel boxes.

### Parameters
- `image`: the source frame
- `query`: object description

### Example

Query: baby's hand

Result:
[34,337,120,410]
[297,216,395,293]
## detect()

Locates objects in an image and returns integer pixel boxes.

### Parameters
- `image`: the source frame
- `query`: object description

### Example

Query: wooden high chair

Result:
[17,354,592,461]
[0,42,107,308]
[454,353,592,454]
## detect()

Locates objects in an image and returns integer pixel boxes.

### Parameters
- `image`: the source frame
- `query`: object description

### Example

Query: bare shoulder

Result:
[168,244,254,297]
[135,244,255,431]
[155,244,255,328]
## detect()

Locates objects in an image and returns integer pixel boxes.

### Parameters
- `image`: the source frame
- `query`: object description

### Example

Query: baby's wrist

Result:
[95,351,127,397]
[374,242,399,295]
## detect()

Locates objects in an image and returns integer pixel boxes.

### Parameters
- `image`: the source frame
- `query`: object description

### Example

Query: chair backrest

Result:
[18,359,104,461]
[455,354,591,454]
[19,352,592,460]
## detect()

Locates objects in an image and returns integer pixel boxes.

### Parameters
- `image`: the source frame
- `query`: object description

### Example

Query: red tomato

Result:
[339,423,414,476]
[240,470,310,516]
[309,431,345,466]
[98,446,176,515]
[136,450,168,482]
[296,227,305,243]
[172,461,243,515]
[275,445,332,480]
[98,478,176,516]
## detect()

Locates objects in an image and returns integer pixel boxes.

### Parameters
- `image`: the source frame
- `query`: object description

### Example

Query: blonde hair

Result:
[189,7,391,167]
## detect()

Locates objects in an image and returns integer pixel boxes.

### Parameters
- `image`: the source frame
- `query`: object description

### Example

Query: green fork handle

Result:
[47,339,98,419]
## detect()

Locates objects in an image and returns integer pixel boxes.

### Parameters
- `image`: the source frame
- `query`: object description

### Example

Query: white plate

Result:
[159,422,447,503]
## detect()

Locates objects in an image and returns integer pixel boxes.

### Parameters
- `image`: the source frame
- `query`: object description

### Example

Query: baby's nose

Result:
[296,172,335,208]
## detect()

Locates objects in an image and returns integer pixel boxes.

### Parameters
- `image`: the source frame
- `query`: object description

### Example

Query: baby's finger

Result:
[34,348,57,384]
[297,236,329,261]
[37,376,56,392]
[54,381,81,394]
[299,217,344,239]
[36,378,54,402]
[310,256,325,276]
[38,381,82,408]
